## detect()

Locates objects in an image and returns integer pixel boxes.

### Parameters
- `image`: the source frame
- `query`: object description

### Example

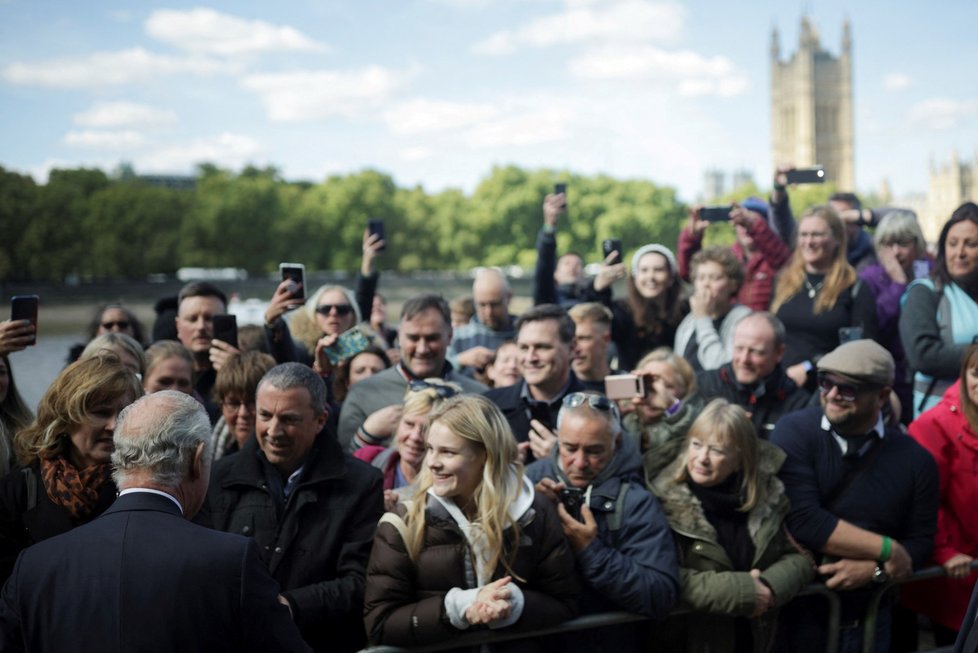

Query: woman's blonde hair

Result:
[771,205,856,315]
[401,378,462,418]
[15,352,144,466]
[144,340,194,384]
[81,332,147,376]
[634,347,696,398]
[673,398,760,511]
[288,284,362,353]
[405,394,524,581]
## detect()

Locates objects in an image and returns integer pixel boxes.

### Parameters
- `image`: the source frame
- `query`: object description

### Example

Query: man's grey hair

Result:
[556,394,622,439]
[112,391,211,488]
[257,362,327,416]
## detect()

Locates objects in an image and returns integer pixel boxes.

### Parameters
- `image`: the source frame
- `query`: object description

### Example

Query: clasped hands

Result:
[465,576,515,626]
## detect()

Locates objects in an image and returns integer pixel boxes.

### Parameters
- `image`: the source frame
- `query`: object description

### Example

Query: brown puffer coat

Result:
[363,490,580,649]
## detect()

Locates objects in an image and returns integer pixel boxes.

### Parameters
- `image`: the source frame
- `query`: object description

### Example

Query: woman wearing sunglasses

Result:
[649,398,814,653]
[65,302,146,366]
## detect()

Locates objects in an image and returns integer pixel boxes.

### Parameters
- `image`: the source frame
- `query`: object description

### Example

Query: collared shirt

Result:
[119,487,184,515]
[821,413,886,457]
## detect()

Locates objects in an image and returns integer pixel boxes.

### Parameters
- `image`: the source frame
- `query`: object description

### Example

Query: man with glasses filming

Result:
[527,391,679,651]
[770,339,938,653]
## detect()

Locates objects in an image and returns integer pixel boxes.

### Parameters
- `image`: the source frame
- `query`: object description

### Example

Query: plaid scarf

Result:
[39,457,111,521]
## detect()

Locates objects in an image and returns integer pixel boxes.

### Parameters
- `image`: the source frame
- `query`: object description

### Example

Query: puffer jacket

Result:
[902,380,978,630]
[363,478,579,649]
[197,432,384,653]
[649,440,815,653]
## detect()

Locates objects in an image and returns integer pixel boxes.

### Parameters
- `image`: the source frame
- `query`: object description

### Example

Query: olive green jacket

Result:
[649,440,815,653]
[623,393,705,484]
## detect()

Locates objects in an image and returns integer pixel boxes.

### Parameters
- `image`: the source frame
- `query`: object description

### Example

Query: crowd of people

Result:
[0,177,978,653]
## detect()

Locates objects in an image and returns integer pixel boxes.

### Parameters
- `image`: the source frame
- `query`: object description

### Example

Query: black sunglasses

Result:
[817,373,877,402]
[316,304,354,317]
[101,320,131,330]
[408,380,459,399]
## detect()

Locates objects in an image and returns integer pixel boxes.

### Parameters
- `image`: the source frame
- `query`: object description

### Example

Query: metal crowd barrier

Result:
[359,563,975,653]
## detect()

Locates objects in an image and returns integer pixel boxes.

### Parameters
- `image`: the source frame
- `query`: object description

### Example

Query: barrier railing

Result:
[359,563,974,653]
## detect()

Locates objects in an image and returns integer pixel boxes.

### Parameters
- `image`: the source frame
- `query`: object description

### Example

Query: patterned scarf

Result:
[39,457,111,521]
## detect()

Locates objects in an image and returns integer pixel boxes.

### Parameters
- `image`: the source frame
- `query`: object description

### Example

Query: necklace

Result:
[803,273,824,299]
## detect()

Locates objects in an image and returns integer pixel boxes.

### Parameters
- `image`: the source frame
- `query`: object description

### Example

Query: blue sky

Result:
[2,0,976,202]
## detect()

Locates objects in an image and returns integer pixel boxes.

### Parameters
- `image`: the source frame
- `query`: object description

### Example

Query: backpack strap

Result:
[606,481,631,533]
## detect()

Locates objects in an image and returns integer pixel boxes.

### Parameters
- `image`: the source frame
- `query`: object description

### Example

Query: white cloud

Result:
[399,146,434,161]
[463,106,575,148]
[145,8,327,56]
[569,44,747,96]
[883,73,912,91]
[137,133,262,172]
[384,99,499,135]
[63,130,146,149]
[242,66,416,122]
[473,0,684,55]
[73,101,177,128]
[2,48,231,88]
[908,98,978,131]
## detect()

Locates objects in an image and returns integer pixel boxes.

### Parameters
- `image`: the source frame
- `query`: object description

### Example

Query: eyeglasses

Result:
[817,374,876,402]
[316,304,354,317]
[101,320,131,330]
[408,380,459,399]
[563,392,614,412]
[222,398,256,413]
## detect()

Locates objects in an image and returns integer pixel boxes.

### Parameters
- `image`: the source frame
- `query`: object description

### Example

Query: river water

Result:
[8,333,83,411]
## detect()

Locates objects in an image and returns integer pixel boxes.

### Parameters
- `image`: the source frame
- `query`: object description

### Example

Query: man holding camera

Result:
[677,198,791,312]
[527,391,678,650]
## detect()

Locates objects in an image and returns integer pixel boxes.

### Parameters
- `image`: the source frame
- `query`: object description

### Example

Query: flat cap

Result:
[817,339,895,386]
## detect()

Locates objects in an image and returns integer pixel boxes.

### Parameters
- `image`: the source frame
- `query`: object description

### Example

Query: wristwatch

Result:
[872,564,889,584]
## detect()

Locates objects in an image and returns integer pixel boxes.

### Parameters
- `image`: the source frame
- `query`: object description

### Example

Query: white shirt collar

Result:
[119,488,184,515]
[820,413,886,456]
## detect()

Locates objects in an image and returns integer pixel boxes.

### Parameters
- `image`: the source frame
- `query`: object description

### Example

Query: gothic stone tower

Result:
[771,18,854,190]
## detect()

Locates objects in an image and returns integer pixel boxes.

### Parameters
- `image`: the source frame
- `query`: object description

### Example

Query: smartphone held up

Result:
[10,295,39,346]
[279,262,306,310]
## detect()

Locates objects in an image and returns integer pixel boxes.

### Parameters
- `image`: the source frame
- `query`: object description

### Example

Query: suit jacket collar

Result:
[102,491,183,518]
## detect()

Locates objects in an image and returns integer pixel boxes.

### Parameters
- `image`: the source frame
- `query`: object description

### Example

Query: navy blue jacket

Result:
[0,492,309,653]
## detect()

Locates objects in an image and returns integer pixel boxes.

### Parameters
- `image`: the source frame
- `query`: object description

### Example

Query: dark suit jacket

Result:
[484,375,586,463]
[0,492,310,653]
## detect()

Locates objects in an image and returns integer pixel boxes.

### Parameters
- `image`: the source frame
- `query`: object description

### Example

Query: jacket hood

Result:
[428,467,534,526]
[650,439,787,542]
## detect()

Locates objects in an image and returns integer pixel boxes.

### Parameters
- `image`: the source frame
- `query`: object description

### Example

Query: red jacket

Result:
[677,217,791,312]
[902,380,978,629]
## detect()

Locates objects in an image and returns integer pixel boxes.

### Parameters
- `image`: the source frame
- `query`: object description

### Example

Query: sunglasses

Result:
[817,374,877,402]
[408,380,459,399]
[316,304,354,317]
[563,392,614,412]
[101,320,131,330]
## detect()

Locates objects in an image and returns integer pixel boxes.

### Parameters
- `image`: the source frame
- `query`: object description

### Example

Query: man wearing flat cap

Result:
[770,339,938,653]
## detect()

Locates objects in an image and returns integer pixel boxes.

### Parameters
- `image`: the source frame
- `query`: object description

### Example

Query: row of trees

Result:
[0,163,844,282]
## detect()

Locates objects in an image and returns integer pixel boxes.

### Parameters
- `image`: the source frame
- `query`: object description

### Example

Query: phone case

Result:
[324,330,370,366]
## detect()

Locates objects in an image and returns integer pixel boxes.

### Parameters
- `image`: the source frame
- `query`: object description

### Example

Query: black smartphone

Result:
[527,403,553,431]
[785,166,826,184]
[212,314,238,349]
[368,218,386,251]
[602,238,623,262]
[838,326,863,344]
[558,487,584,521]
[279,262,306,309]
[700,205,733,222]
[554,183,567,209]
[10,295,38,346]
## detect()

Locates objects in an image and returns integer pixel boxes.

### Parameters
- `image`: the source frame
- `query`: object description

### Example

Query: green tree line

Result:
[0,163,842,282]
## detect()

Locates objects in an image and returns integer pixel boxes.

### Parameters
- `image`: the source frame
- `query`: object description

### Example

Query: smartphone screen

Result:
[602,238,623,262]
[554,183,567,209]
[10,295,38,346]
[700,205,733,222]
[279,263,306,308]
[212,314,238,349]
[368,219,386,251]
[785,167,826,184]
[838,326,863,344]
